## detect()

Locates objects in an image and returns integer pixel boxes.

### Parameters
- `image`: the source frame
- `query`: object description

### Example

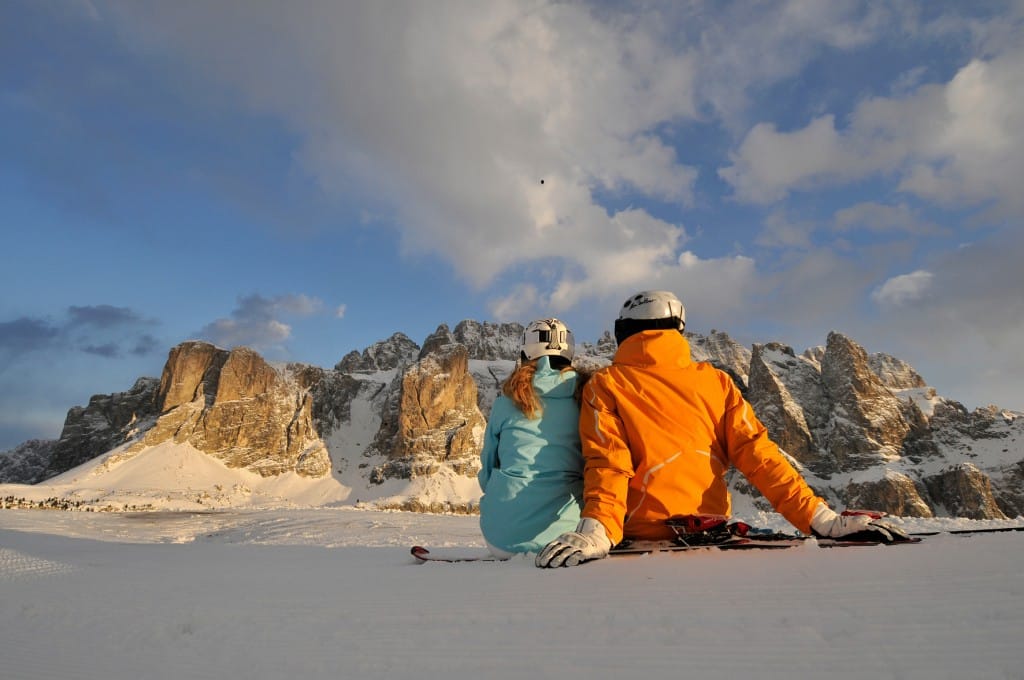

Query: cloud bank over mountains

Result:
[97,2,1023,321]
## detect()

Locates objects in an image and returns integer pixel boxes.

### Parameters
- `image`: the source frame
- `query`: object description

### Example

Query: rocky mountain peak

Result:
[820,331,933,469]
[453,320,524,361]
[748,342,829,474]
[923,463,1008,519]
[418,324,455,359]
[0,439,58,485]
[411,320,526,362]
[741,331,1020,519]
[215,346,281,402]
[132,342,330,478]
[156,340,227,411]
[689,330,753,389]
[867,352,927,391]
[45,376,161,478]
[367,341,485,495]
[821,331,888,402]
[593,330,617,355]
[802,345,825,365]
[335,332,420,373]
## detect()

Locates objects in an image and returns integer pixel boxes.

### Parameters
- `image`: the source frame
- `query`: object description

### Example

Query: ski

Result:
[411,535,916,563]
[607,519,1024,555]
[609,526,1024,556]
[411,535,914,563]
[411,517,1022,563]
[410,546,508,563]
[910,525,1024,537]
[609,535,919,556]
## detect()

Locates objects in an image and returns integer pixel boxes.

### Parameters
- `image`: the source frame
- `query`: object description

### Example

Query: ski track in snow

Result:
[0,547,76,580]
[0,509,1023,680]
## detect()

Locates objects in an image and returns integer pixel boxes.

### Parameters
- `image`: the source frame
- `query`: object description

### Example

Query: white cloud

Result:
[660,251,759,328]
[688,1,905,126]
[100,2,708,310]
[334,304,347,320]
[861,235,1024,410]
[833,202,943,236]
[201,318,292,351]
[198,294,324,352]
[871,270,934,307]
[270,294,322,317]
[486,241,759,336]
[489,284,540,322]
[756,211,815,250]
[548,248,759,334]
[101,2,993,314]
[750,248,886,339]
[721,46,1024,215]
[897,56,1024,215]
[719,113,895,204]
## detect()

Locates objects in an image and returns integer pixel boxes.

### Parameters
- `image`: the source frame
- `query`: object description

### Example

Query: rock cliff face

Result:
[123,342,331,478]
[452,320,524,361]
[691,330,753,388]
[3,323,1022,520]
[335,333,419,373]
[745,331,1018,519]
[922,463,1006,519]
[748,343,827,474]
[0,439,58,486]
[45,377,161,478]
[367,342,485,485]
[820,332,932,470]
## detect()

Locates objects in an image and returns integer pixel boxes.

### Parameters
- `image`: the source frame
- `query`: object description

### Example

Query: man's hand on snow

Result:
[536,518,612,568]
[810,504,911,543]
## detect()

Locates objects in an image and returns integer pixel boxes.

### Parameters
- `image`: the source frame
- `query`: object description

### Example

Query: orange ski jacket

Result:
[579,330,824,544]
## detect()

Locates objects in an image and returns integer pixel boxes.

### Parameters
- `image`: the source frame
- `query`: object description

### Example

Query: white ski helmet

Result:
[521,318,575,362]
[615,290,686,344]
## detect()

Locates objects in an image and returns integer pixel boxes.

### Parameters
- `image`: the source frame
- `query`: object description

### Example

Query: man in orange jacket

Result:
[537,290,907,568]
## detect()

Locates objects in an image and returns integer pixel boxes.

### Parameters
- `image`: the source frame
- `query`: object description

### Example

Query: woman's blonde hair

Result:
[502,357,582,419]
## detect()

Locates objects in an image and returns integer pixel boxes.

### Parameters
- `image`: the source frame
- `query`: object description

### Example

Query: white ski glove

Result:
[809,504,910,543]
[535,518,612,568]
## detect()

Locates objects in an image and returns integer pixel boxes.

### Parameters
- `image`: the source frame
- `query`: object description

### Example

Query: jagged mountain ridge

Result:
[1,320,1022,519]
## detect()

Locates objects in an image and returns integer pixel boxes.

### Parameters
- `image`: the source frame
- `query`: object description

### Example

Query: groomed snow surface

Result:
[1,508,1023,680]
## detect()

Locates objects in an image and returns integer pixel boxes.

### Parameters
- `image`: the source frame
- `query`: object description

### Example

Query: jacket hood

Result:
[614,330,693,369]
[532,355,577,398]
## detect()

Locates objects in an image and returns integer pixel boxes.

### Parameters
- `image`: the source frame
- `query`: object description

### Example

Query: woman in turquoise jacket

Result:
[478,318,585,556]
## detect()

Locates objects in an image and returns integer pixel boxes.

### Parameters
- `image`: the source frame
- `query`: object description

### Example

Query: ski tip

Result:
[410,546,430,560]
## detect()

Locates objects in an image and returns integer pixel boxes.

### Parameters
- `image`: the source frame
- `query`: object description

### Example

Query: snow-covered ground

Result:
[2,507,1023,680]
[0,438,484,513]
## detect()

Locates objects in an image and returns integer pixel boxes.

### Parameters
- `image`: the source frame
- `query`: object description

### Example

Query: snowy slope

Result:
[1,508,1023,680]
[0,435,480,513]
[0,343,520,512]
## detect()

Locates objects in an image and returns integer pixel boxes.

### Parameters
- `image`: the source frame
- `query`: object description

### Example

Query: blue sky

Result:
[2,0,1023,449]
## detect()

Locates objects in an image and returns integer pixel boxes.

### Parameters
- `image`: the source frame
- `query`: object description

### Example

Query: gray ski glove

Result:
[535,518,612,568]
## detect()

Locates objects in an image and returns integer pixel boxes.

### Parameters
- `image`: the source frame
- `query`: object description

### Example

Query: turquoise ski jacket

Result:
[478,356,584,553]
